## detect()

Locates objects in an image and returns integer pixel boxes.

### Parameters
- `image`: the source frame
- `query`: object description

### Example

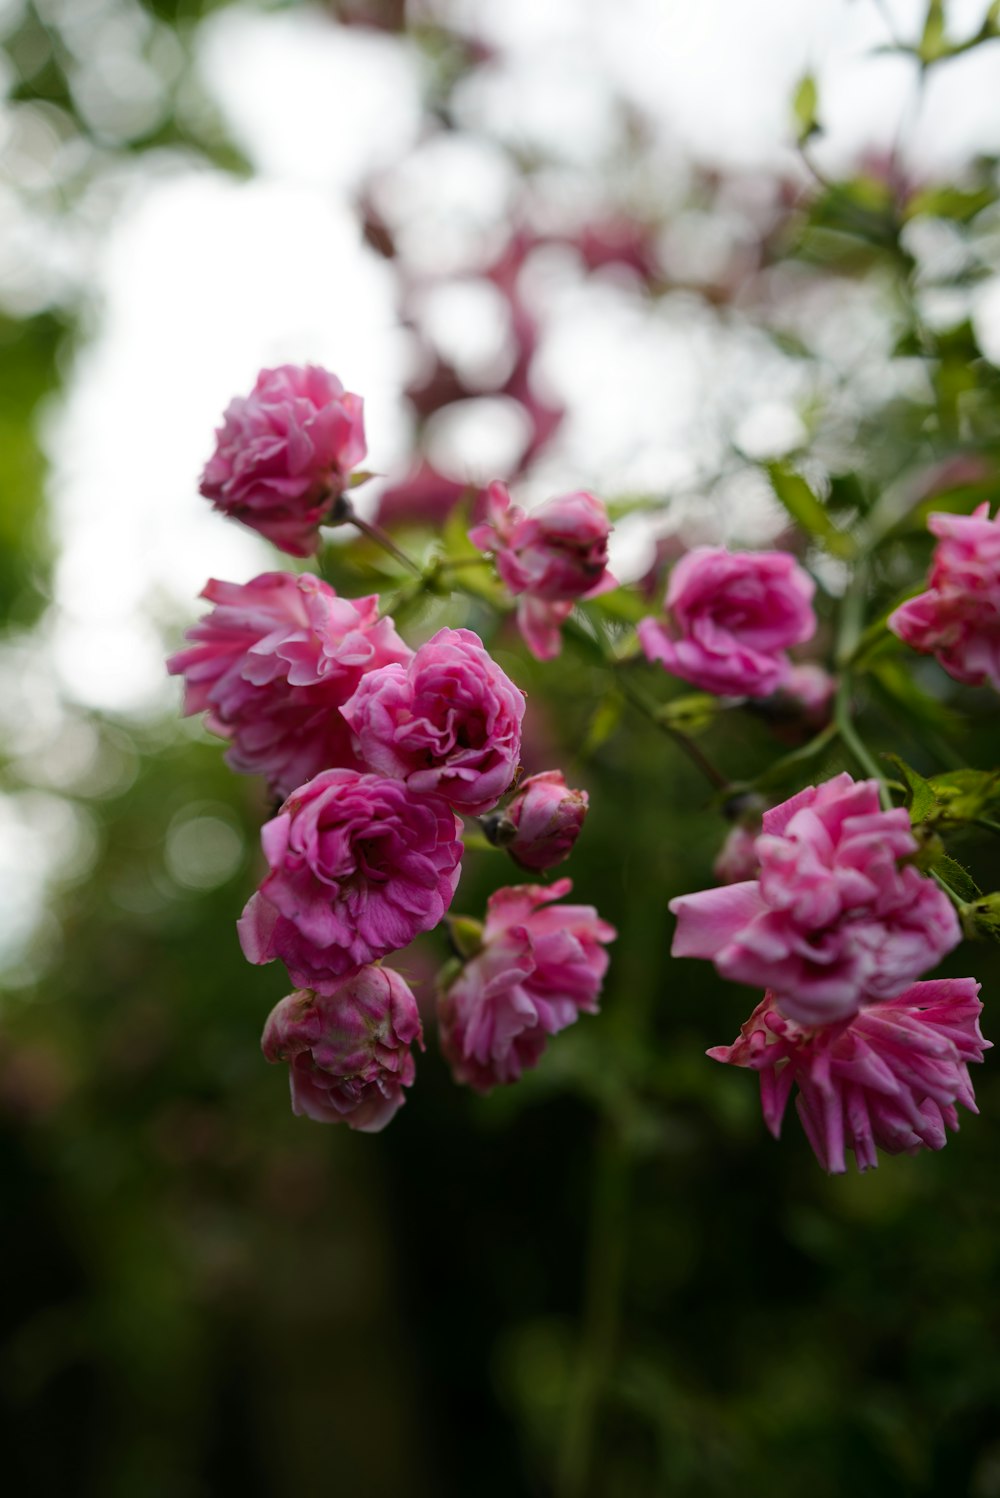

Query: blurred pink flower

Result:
[638,547,816,697]
[671,773,960,1027]
[342,627,525,814]
[167,573,411,800]
[470,482,616,660]
[239,770,463,990]
[438,879,615,1092]
[504,770,588,871]
[713,823,760,885]
[708,979,989,1172]
[888,503,1000,690]
[200,364,366,556]
[262,967,423,1132]
[375,464,479,530]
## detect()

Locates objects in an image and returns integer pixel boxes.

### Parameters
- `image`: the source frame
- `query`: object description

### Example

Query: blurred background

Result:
[3,1,1000,1493]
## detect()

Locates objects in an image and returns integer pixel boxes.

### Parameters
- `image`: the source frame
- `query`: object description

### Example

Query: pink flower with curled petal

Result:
[262,967,423,1132]
[638,547,817,698]
[200,365,367,556]
[888,503,1000,690]
[708,979,989,1172]
[470,482,616,660]
[437,879,616,1092]
[238,769,463,990]
[671,772,960,1027]
[341,627,524,815]
[167,573,412,801]
[504,770,588,871]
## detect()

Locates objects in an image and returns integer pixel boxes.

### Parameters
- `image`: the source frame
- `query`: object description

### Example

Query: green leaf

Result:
[918,0,948,64]
[656,695,722,736]
[766,464,854,557]
[884,755,937,823]
[792,73,820,143]
[929,853,981,904]
[582,694,623,756]
[925,768,1000,822]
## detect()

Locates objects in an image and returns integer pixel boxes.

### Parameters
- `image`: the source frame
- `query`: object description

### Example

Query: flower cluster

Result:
[676,773,985,1171]
[170,364,615,1129]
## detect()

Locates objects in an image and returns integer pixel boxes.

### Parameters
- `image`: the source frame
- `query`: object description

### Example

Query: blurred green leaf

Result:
[792,73,820,143]
[766,464,854,557]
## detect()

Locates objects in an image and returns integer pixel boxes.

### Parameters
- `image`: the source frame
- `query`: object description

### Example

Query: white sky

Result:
[13,0,1000,716]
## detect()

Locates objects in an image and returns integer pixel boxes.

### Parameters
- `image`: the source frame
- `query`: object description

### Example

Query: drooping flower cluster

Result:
[708,981,988,1173]
[170,363,615,1129]
[639,547,817,698]
[470,482,617,660]
[889,503,1000,691]
[678,773,985,1171]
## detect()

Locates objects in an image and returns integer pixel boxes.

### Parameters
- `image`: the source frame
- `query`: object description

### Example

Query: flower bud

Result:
[261,967,423,1132]
[504,771,588,871]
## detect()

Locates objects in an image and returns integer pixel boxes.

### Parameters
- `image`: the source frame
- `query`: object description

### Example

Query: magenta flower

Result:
[167,572,412,801]
[708,979,989,1172]
[262,967,423,1132]
[637,547,817,698]
[504,770,589,871]
[238,770,463,990]
[438,879,616,1092]
[342,627,525,815]
[470,482,616,660]
[888,503,1000,690]
[671,773,960,1027]
[200,364,367,556]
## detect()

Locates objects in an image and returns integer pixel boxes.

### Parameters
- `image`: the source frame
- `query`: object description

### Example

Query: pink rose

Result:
[167,573,412,800]
[342,627,525,814]
[238,770,463,989]
[438,879,616,1092]
[200,364,367,556]
[708,979,989,1172]
[637,547,817,698]
[504,770,589,871]
[888,503,1000,690]
[470,482,616,661]
[671,772,961,1027]
[262,967,423,1132]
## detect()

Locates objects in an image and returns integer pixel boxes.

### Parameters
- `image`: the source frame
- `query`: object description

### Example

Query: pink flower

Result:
[708,979,989,1172]
[438,879,616,1092]
[200,364,367,557]
[637,547,817,698]
[262,967,423,1132]
[504,770,589,871]
[238,770,463,990]
[342,627,525,814]
[167,573,412,800]
[671,772,961,1027]
[470,482,616,660]
[713,823,760,885]
[888,503,1000,690]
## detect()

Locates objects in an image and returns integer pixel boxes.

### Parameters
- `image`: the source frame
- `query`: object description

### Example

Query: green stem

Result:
[347,512,423,575]
[556,1119,630,1498]
[834,676,892,808]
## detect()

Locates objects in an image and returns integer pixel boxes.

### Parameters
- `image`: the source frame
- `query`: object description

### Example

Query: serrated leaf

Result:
[766,464,854,556]
[929,853,981,904]
[884,755,937,822]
